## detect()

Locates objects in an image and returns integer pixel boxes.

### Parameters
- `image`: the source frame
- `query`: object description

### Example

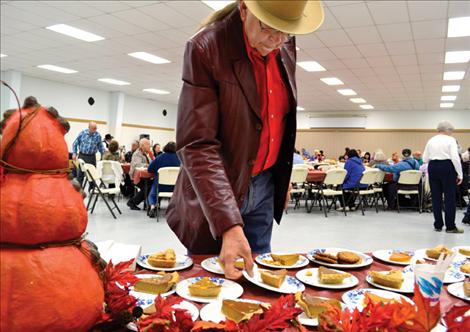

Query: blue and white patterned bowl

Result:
[137,254,193,272]
[342,288,414,311]
[307,247,373,269]
[255,253,309,269]
[450,259,469,276]
[372,249,416,266]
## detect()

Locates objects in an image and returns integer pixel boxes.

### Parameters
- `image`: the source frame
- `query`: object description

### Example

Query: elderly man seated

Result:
[413,150,423,166]
[127,138,154,210]
[376,149,420,209]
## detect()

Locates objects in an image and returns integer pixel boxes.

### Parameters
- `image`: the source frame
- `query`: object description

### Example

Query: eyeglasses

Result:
[258,20,292,39]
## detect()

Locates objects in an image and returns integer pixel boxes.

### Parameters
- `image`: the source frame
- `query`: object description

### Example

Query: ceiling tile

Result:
[417,52,444,65]
[377,22,413,42]
[445,37,470,51]
[142,3,198,28]
[341,57,370,68]
[407,1,448,21]
[414,38,445,54]
[391,54,418,66]
[329,45,362,59]
[112,9,170,31]
[412,20,447,40]
[448,0,470,18]
[304,48,337,61]
[329,2,374,28]
[385,40,415,55]
[318,7,342,30]
[367,1,409,24]
[296,33,326,50]
[357,43,388,57]
[315,29,353,47]
[345,26,382,44]
[367,56,393,67]
[87,14,146,35]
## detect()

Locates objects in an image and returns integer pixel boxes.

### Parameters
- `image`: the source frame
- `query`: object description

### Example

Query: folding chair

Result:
[350,169,380,215]
[98,160,124,201]
[313,168,348,217]
[373,170,386,211]
[77,158,87,189]
[155,167,180,221]
[84,163,122,219]
[396,170,422,213]
[288,164,309,211]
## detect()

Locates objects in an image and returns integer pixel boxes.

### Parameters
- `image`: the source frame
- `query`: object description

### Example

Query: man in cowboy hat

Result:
[167,0,324,279]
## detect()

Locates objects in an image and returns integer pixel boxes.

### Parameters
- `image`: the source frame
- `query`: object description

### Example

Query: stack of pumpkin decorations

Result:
[0,104,104,331]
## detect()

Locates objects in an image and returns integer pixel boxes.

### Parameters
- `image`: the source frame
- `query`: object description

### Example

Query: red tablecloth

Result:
[307,170,326,183]
[133,168,153,185]
[122,163,130,174]
[136,254,466,331]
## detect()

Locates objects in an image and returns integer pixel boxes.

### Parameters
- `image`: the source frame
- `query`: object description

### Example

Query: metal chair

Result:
[155,167,180,221]
[289,164,309,211]
[350,169,380,215]
[313,168,348,217]
[396,170,422,213]
[84,163,122,219]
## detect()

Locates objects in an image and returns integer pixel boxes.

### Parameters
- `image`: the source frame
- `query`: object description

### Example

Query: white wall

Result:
[297,110,470,129]
[123,95,177,128]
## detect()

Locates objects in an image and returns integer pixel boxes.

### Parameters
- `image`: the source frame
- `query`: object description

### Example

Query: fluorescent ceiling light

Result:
[445,51,470,64]
[98,78,130,86]
[440,103,454,108]
[442,85,460,92]
[201,1,235,11]
[143,88,170,95]
[320,77,344,85]
[443,71,465,80]
[441,95,457,101]
[337,89,357,96]
[297,61,326,72]
[350,98,366,103]
[0,54,7,58]
[360,104,374,109]
[128,52,170,64]
[37,64,77,74]
[448,16,470,37]
[296,106,305,111]
[46,24,104,42]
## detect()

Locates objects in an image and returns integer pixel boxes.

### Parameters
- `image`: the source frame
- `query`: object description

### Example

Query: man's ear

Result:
[239,0,247,21]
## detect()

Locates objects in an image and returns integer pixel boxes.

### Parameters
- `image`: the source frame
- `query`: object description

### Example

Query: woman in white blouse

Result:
[423,121,463,233]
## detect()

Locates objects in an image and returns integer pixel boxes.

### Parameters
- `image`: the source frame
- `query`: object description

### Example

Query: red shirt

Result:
[243,29,289,175]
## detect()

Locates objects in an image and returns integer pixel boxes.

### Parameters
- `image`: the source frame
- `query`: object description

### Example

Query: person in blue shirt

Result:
[341,149,366,210]
[293,149,304,165]
[147,141,180,218]
[72,122,105,187]
[376,148,420,209]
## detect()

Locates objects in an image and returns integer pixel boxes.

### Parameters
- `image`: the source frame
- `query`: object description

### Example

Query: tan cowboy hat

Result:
[244,0,324,35]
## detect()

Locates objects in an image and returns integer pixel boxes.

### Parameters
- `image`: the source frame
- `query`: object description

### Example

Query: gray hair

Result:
[437,121,455,133]
[374,150,386,162]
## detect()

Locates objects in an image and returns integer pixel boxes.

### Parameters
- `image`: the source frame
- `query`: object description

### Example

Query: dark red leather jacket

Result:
[166,8,297,254]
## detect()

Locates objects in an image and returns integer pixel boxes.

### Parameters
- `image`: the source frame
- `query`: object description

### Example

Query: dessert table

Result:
[134,254,467,331]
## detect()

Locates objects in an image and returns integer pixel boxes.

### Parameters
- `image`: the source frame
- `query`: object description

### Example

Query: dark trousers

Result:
[240,170,274,254]
[428,160,457,230]
[341,191,356,208]
[130,179,152,206]
[77,153,96,187]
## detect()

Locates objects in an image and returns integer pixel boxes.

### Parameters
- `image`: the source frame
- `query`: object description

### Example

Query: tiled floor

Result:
[85,197,469,256]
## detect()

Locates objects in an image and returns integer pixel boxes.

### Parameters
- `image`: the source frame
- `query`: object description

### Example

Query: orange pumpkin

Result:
[0,107,68,170]
[0,173,87,245]
[0,245,104,331]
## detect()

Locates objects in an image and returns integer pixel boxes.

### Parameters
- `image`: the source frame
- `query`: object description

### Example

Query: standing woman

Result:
[423,121,463,233]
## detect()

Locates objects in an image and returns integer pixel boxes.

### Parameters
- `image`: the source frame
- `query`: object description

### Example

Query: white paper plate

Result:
[372,249,417,266]
[200,298,266,323]
[414,248,455,262]
[201,257,224,275]
[306,248,373,269]
[453,246,470,258]
[295,268,359,290]
[366,270,414,294]
[129,274,176,305]
[342,288,415,311]
[296,300,347,327]
[450,259,470,277]
[176,277,243,303]
[255,253,309,269]
[127,300,199,331]
[447,282,470,302]
[137,254,193,272]
[242,266,305,294]
[403,265,465,284]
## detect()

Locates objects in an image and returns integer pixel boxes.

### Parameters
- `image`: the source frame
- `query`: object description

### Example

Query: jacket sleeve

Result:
[176,39,243,239]
[376,163,398,173]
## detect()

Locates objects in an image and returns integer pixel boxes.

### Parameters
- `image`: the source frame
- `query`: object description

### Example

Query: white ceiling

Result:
[1,0,469,112]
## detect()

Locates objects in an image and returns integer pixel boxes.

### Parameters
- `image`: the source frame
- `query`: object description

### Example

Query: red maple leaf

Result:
[443,304,470,332]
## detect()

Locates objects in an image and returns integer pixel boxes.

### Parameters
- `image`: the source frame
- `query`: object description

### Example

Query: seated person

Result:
[293,148,304,165]
[341,149,366,210]
[413,150,423,166]
[363,152,371,164]
[387,152,400,165]
[369,150,387,167]
[102,140,120,161]
[124,140,139,163]
[147,142,180,218]
[376,149,420,209]
[127,138,154,210]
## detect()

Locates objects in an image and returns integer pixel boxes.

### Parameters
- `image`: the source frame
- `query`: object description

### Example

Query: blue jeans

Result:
[240,170,274,254]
